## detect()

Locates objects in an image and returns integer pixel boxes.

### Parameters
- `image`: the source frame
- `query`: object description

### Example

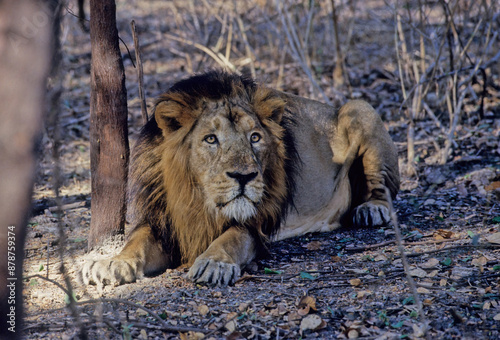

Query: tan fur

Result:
[81,71,399,287]
[148,86,289,265]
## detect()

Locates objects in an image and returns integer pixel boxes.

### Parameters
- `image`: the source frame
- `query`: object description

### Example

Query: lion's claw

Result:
[353,201,391,227]
[187,258,240,286]
[81,258,139,287]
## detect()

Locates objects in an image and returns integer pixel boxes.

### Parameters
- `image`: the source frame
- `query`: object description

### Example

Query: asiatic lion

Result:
[82,70,399,287]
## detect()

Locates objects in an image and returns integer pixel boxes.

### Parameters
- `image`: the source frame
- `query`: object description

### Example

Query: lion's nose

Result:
[226,171,258,189]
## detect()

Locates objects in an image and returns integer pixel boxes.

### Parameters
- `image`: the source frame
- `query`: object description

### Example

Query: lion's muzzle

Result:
[226,171,258,193]
[214,170,262,222]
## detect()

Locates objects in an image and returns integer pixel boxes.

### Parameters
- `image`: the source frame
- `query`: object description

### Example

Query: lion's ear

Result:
[154,95,196,132]
[253,88,285,123]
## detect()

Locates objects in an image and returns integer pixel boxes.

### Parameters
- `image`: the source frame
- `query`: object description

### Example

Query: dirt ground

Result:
[23,1,500,339]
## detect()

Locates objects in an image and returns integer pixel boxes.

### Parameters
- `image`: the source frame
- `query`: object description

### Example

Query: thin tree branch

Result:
[130,20,148,125]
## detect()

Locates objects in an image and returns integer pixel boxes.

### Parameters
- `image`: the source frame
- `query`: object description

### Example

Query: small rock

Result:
[409,268,427,278]
[424,198,435,206]
[300,314,325,331]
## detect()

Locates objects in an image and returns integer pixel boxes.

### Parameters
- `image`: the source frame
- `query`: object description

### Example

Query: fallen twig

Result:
[130,20,148,125]
[345,233,416,251]
[48,201,87,212]
[24,274,71,296]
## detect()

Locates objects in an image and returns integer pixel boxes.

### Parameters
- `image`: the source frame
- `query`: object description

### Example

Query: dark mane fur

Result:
[128,70,299,265]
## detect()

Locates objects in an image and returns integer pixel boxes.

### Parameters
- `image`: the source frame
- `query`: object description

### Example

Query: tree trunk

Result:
[88,0,129,249]
[0,0,54,337]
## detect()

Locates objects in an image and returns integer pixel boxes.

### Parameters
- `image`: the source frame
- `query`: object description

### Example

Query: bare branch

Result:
[130,20,148,125]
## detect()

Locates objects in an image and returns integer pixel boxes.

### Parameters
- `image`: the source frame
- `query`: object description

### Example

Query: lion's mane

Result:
[128,71,298,266]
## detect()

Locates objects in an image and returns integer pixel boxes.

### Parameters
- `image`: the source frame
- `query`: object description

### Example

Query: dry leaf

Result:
[433,229,455,239]
[357,290,372,299]
[471,256,488,266]
[180,332,205,340]
[423,298,434,306]
[197,304,209,316]
[436,243,447,250]
[225,320,237,332]
[256,0,267,8]
[298,296,317,311]
[486,232,500,244]
[189,332,205,340]
[349,278,362,286]
[226,311,238,320]
[494,313,500,321]
[428,270,439,277]
[136,308,148,317]
[374,254,387,261]
[271,303,287,316]
[304,241,322,250]
[297,305,310,316]
[417,287,431,294]
[300,314,326,331]
[409,267,427,278]
[421,258,440,269]
[297,296,316,316]
[287,311,302,322]
[485,181,500,191]
[238,302,249,312]
[440,279,447,286]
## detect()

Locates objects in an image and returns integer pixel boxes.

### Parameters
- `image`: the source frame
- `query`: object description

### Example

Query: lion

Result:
[81,70,399,287]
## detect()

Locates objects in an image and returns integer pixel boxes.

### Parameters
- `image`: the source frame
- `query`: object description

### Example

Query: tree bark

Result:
[0,0,54,337]
[88,0,129,249]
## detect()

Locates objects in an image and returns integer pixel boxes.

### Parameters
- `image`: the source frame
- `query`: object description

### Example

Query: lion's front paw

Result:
[353,201,391,227]
[187,257,240,286]
[81,257,141,287]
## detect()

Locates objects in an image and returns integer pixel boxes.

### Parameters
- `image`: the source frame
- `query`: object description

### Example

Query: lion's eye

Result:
[204,134,218,144]
[250,132,261,143]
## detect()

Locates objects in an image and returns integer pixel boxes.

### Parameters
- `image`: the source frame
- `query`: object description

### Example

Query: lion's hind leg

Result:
[347,157,395,227]
[337,100,400,228]
[81,225,171,286]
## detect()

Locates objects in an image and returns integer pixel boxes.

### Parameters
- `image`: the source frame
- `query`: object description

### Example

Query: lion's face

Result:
[188,99,274,222]
[154,86,286,225]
